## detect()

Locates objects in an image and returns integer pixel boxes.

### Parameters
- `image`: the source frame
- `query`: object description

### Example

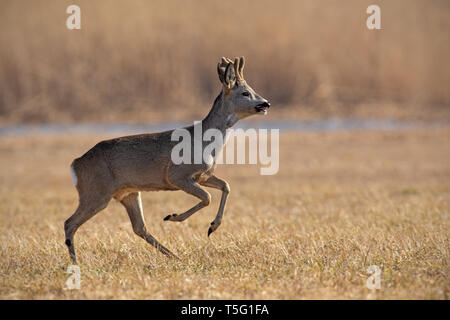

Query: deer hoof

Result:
[208,222,218,237]
[163,214,177,221]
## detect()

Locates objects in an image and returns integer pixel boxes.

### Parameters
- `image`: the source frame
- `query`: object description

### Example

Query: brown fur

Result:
[64,57,270,262]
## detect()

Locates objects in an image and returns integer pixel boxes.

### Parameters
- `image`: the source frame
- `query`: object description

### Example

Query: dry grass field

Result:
[0,0,449,301]
[0,128,448,299]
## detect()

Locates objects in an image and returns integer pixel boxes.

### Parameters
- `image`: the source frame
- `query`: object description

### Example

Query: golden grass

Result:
[0,128,449,299]
[1,0,450,123]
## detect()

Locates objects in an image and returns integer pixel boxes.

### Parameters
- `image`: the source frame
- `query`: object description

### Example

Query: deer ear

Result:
[217,63,225,83]
[224,62,236,89]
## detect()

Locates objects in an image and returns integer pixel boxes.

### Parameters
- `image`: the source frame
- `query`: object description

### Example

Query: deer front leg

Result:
[163,177,211,222]
[200,175,230,237]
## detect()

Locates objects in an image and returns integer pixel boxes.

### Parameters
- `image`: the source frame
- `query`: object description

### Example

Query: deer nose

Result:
[260,101,270,108]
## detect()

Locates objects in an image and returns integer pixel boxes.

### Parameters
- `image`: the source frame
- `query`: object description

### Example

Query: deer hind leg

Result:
[163,177,211,222]
[64,193,111,264]
[200,175,230,236]
[121,192,178,259]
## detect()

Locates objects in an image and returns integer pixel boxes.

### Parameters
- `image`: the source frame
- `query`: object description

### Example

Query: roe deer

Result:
[65,57,270,262]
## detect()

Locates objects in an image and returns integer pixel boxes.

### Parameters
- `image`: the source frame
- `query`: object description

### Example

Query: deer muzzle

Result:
[255,102,270,115]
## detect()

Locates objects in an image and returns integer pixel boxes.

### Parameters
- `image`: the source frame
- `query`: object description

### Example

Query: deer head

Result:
[217,57,270,120]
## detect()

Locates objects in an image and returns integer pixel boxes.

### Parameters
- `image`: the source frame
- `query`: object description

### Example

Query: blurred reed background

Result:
[0,0,449,124]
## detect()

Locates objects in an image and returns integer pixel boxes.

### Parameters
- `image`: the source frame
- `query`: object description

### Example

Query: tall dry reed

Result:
[0,0,449,123]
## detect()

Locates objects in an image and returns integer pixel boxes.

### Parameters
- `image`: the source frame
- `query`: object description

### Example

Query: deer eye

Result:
[242,91,250,97]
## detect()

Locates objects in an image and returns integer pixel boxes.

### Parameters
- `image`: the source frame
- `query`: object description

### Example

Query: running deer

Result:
[65,57,270,262]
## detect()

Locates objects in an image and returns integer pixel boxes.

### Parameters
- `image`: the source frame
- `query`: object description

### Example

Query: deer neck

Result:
[202,91,238,134]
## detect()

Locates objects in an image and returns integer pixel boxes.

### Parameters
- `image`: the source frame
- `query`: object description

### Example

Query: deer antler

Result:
[238,56,245,80]
[217,56,245,84]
